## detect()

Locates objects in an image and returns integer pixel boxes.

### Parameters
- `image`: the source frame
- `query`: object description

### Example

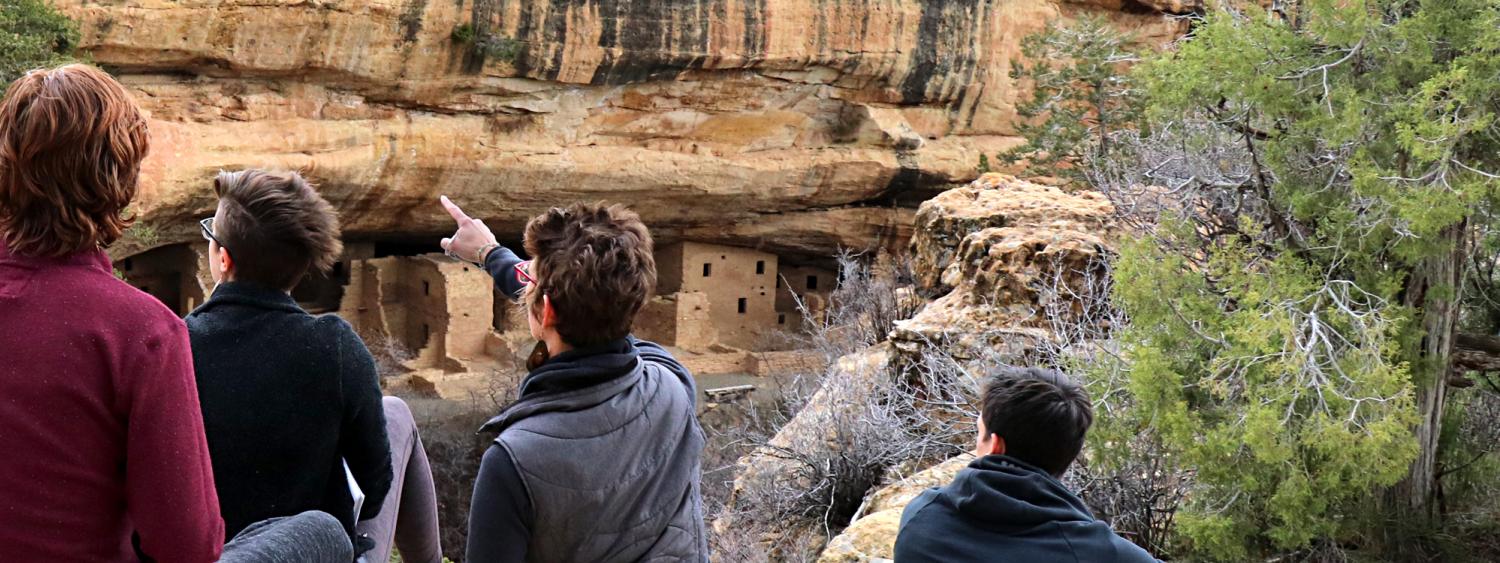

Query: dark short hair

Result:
[0,64,150,257]
[981,366,1094,477]
[213,170,341,290]
[522,203,656,347]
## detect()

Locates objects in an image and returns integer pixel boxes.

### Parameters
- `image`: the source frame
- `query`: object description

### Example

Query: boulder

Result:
[817,454,975,562]
[900,174,1115,358]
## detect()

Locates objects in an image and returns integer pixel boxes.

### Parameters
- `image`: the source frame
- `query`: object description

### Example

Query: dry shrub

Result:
[364,332,415,380]
[1034,251,1190,559]
[791,251,923,362]
[417,371,520,561]
[707,253,971,557]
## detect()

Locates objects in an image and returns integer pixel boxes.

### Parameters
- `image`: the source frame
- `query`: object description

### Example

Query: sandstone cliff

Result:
[50,0,1181,259]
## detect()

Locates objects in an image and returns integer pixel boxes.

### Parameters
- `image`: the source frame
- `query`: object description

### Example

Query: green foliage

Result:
[1054,1,1500,559]
[450,23,476,44]
[0,0,78,88]
[477,35,522,62]
[999,16,1141,181]
[1112,228,1418,560]
[976,153,991,175]
[450,22,522,63]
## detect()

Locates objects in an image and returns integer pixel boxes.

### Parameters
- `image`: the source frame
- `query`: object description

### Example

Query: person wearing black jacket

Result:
[188,170,393,542]
[894,367,1158,563]
[439,196,708,562]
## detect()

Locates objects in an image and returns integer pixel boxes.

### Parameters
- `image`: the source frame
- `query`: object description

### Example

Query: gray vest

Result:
[490,359,708,562]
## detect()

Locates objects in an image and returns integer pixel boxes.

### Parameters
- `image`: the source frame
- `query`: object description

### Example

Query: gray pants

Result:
[220,511,352,563]
[355,397,442,563]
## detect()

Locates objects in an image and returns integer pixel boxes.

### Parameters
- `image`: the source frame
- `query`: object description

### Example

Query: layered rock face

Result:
[50,0,1181,259]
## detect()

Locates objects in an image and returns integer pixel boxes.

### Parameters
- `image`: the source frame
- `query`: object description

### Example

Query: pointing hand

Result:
[439,195,499,264]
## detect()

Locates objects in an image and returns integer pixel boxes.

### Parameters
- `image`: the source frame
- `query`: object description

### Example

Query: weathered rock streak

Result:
[52,0,1180,258]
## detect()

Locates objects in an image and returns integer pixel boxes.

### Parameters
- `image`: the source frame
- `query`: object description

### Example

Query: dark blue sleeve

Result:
[466,444,533,563]
[483,245,527,300]
[893,490,943,563]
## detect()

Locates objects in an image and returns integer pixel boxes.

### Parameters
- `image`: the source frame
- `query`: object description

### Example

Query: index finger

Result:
[440,195,471,223]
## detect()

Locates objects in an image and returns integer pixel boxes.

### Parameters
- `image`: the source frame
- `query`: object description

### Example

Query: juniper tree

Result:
[0,0,77,88]
[999,15,1142,181]
[1072,1,1500,559]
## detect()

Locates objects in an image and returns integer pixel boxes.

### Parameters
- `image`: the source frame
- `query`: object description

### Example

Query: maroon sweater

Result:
[0,243,224,562]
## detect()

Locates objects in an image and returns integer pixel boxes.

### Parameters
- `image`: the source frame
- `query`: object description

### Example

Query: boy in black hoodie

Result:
[894,367,1158,563]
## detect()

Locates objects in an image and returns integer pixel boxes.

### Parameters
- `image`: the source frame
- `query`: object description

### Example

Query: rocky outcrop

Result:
[899,174,1114,357]
[724,342,896,507]
[910,174,1114,295]
[817,454,974,562]
[49,0,1182,259]
[723,173,1119,559]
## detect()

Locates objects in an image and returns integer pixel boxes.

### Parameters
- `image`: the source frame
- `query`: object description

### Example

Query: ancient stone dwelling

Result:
[121,238,833,395]
[641,242,833,351]
[337,251,496,374]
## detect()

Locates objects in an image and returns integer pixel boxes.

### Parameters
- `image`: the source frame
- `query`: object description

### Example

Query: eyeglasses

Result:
[200,217,231,258]
[515,261,535,285]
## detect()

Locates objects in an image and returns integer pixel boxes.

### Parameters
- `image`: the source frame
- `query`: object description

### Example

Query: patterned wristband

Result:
[474,243,500,265]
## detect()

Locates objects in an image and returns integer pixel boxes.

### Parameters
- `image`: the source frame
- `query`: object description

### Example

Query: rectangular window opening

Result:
[703,263,712,277]
[806,275,819,290]
[737,298,747,314]
[778,314,786,325]
[423,281,430,296]
[756,260,765,275]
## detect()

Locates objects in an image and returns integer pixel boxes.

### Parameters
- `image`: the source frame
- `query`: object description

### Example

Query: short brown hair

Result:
[523,203,656,347]
[213,170,342,290]
[0,64,150,257]
[981,367,1094,477]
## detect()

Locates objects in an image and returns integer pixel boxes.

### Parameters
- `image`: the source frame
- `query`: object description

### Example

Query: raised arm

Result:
[439,195,526,299]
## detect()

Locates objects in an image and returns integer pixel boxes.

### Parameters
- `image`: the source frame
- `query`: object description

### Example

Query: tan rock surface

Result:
[817,454,974,562]
[910,173,1114,294]
[48,0,1183,259]
[899,175,1114,358]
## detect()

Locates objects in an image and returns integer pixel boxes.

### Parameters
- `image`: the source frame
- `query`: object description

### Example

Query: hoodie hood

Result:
[477,337,641,434]
[894,455,1160,562]
[943,455,1095,533]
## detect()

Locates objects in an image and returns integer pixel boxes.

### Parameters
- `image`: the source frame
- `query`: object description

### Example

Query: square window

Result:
[737,298,747,314]
[703,263,712,277]
[756,260,765,275]
[806,275,818,290]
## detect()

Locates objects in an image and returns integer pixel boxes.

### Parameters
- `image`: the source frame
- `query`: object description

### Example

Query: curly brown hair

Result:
[0,64,150,257]
[523,203,657,347]
[213,169,343,291]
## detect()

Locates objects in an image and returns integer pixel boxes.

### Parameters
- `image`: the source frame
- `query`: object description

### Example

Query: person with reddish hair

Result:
[0,64,225,561]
